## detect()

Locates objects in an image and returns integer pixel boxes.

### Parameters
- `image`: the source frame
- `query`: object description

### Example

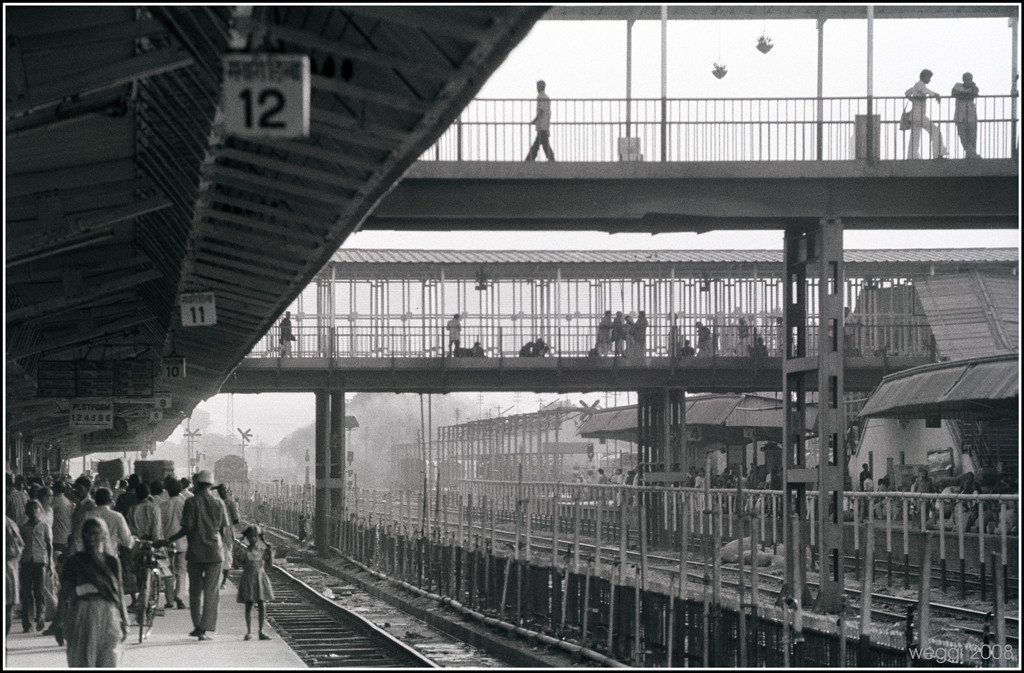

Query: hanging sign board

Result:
[179,292,217,327]
[80,432,153,454]
[70,400,114,429]
[163,357,186,380]
[38,360,153,398]
[222,54,310,138]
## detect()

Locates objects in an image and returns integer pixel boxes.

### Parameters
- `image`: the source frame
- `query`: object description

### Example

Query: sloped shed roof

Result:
[578,394,819,444]
[859,353,1018,420]
[915,272,1019,360]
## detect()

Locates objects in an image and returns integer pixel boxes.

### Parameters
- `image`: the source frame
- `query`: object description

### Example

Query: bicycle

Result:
[132,540,167,643]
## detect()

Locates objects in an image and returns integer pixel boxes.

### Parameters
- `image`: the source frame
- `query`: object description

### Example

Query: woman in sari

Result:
[54,517,129,667]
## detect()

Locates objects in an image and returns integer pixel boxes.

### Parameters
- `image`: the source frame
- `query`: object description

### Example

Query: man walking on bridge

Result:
[525,80,555,161]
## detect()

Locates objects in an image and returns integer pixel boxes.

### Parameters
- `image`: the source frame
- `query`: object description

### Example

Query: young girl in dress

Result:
[236,525,274,641]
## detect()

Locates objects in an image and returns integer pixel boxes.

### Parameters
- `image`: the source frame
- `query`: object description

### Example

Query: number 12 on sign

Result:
[179,292,218,327]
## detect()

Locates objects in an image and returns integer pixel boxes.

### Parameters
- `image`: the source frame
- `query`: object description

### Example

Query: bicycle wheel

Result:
[138,572,150,643]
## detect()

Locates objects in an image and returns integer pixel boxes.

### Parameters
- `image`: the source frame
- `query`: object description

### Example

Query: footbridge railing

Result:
[421,95,1018,162]
[247,321,935,360]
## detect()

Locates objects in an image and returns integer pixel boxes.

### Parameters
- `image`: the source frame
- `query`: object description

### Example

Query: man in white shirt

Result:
[87,487,135,553]
[50,481,74,561]
[69,476,97,552]
[905,69,946,159]
[160,480,188,609]
[129,483,163,542]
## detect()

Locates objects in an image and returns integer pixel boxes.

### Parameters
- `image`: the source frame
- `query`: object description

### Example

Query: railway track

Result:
[251,528,515,668]
[255,562,439,668]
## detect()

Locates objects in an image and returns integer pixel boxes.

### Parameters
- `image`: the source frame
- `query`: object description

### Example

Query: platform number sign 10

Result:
[222,54,310,138]
[179,292,217,327]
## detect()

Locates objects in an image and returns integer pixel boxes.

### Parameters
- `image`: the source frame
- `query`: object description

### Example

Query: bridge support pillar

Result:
[636,387,686,547]
[330,390,345,521]
[314,391,329,555]
[783,218,846,614]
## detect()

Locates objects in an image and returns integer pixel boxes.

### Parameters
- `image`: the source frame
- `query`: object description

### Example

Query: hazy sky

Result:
[164,8,1020,451]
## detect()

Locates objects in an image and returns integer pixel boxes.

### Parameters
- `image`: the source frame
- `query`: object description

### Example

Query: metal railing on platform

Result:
[421,95,1018,162]
[240,477,1018,667]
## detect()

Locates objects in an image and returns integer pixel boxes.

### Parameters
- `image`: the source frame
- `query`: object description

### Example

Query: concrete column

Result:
[314,390,329,554]
[782,219,846,613]
[782,226,810,607]
[330,390,345,519]
[815,217,846,612]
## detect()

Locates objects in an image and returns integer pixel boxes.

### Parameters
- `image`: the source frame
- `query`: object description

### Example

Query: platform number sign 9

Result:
[179,292,217,327]
[222,54,310,138]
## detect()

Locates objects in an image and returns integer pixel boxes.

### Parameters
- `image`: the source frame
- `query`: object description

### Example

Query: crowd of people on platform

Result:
[6,468,274,666]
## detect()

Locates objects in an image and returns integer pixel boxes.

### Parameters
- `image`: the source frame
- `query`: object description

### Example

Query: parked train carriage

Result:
[214,454,248,484]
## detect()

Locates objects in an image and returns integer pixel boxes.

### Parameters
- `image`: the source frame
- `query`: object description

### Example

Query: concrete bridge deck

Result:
[222,353,928,394]
[365,159,1019,232]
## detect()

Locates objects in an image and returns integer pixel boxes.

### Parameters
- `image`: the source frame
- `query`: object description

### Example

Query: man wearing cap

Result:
[162,469,230,641]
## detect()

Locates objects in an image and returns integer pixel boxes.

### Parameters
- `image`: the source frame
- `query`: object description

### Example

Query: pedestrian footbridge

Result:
[221,247,1017,394]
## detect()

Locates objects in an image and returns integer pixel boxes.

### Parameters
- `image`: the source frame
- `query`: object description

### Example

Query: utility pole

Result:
[184,422,202,475]
[238,427,252,468]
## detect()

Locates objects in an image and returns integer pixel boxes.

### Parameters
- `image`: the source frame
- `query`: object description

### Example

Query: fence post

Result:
[859,519,875,667]
[939,494,948,593]
[917,532,933,656]
[992,551,1007,668]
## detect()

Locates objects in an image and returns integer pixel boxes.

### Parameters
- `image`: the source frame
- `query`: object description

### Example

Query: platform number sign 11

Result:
[179,292,217,327]
[222,54,310,138]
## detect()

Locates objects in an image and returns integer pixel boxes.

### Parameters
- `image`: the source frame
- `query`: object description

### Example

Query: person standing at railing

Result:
[612,311,626,356]
[446,313,462,356]
[279,311,295,357]
[597,310,612,355]
[633,310,648,357]
[525,80,555,161]
[951,72,981,159]
[905,69,947,159]
[696,320,712,357]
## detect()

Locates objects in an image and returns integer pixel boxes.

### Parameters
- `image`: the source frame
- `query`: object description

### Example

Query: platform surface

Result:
[4,578,305,669]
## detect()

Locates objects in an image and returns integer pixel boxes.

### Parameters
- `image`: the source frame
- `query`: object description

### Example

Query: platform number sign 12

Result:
[222,54,310,138]
[179,292,217,327]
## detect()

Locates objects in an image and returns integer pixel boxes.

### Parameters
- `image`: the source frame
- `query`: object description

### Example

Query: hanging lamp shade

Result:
[756,34,774,54]
[712,62,728,79]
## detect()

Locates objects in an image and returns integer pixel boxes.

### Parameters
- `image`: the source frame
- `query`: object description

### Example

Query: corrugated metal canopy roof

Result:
[915,273,1019,360]
[578,394,819,444]
[5,5,546,456]
[331,248,1018,267]
[859,353,1018,420]
[324,248,1019,282]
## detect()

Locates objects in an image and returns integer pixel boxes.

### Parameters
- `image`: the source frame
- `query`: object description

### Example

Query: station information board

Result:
[80,432,153,454]
[69,400,114,429]
[37,360,154,398]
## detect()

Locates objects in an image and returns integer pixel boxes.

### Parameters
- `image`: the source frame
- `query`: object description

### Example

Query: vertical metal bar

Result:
[660,5,667,161]
[816,18,824,160]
